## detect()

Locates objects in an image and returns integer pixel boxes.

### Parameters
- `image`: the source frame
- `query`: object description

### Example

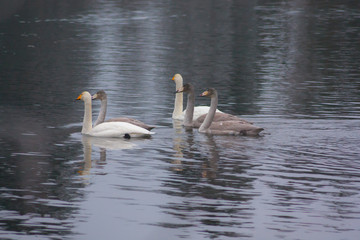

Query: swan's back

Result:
[104,117,155,131]
[193,112,253,128]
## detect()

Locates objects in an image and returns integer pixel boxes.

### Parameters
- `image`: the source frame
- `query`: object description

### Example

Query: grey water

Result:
[1,0,360,239]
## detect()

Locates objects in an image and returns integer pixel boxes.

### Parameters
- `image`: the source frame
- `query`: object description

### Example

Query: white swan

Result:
[172,73,222,120]
[198,88,264,136]
[92,90,155,131]
[176,83,253,128]
[76,91,154,138]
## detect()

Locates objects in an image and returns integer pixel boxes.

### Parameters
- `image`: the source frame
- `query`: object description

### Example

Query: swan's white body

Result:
[76,91,154,138]
[172,73,222,120]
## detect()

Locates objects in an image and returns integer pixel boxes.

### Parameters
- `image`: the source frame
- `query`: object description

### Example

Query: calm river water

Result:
[1,1,360,239]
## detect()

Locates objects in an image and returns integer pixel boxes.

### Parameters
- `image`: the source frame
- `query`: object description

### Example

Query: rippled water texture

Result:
[1,1,360,239]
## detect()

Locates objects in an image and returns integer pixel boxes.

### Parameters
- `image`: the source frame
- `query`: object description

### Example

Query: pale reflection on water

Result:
[78,136,137,177]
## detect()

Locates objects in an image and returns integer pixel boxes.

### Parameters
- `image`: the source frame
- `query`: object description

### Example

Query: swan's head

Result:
[172,73,183,83]
[92,90,107,101]
[176,83,193,94]
[200,88,217,98]
[76,91,92,101]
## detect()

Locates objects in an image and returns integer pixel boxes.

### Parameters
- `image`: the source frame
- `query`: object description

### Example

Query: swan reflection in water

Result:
[171,120,184,171]
[79,135,136,176]
[200,134,219,179]
[171,120,219,179]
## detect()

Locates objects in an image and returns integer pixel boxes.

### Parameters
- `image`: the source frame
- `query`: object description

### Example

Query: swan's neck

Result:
[199,93,218,132]
[183,90,194,126]
[94,98,107,127]
[172,80,183,118]
[82,98,93,134]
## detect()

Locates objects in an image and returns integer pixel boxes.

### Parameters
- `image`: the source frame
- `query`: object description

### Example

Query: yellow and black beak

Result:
[76,93,83,101]
[200,90,210,97]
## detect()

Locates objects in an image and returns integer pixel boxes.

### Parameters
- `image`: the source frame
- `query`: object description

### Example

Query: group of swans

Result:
[172,73,223,120]
[76,73,263,138]
[76,91,154,138]
[176,83,263,136]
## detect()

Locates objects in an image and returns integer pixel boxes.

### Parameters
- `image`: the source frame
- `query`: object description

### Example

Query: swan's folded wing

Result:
[193,112,252,128]
[105,117,155,131]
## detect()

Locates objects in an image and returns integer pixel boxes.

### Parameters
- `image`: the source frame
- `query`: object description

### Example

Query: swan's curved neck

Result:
[82,98,93,134]
[172,80,183,118]
[199,92,218,132]
[94,98,107,127]
[183,90,194,126]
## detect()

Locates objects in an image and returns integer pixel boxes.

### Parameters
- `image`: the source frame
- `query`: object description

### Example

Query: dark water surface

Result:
[1,1,360,239]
